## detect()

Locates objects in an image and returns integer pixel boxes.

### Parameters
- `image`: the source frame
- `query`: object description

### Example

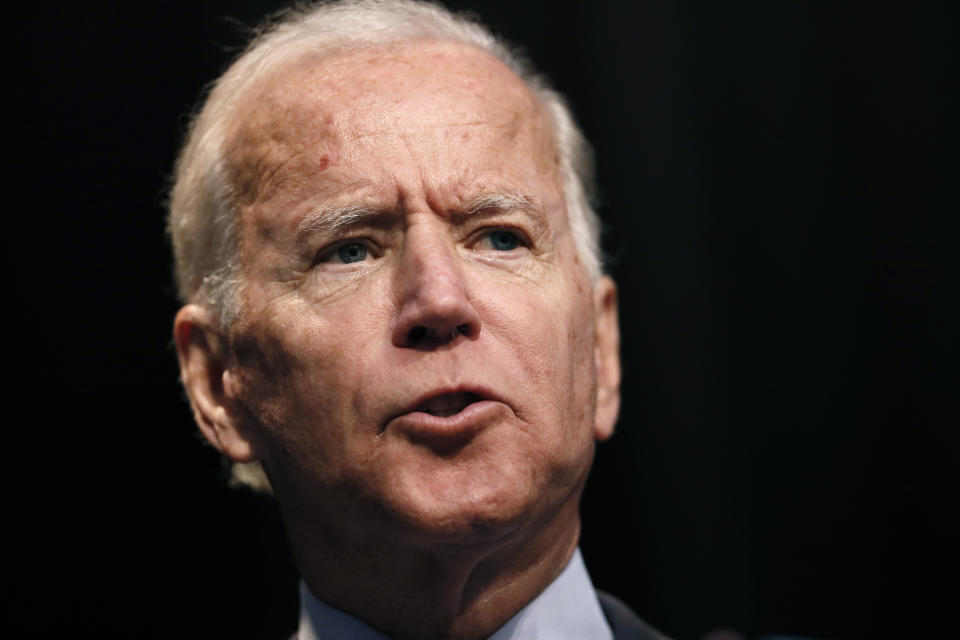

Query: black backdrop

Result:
[10,1,956,638]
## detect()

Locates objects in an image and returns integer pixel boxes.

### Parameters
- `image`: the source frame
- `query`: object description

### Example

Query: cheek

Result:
[476,275,597,418]
[231,296,387,453]
[540,276,599,416]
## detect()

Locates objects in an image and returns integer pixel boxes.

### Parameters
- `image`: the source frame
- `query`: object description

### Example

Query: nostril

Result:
[405,323,477,348]
[408,326,427,344]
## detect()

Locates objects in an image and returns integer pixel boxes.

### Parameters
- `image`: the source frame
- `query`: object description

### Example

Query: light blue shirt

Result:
[297,548,613,640]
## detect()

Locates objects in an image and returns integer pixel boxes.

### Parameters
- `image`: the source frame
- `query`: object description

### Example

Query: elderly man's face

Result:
[206,41,619,544]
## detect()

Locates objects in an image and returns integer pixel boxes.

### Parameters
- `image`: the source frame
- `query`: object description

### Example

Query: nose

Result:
[391,221,481,349]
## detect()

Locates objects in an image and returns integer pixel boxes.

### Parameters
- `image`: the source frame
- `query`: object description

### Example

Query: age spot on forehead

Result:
[317,152,338,172]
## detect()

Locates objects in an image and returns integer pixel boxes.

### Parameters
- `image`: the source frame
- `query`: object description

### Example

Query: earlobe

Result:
[173,305,259,463]
[592,276,621,441]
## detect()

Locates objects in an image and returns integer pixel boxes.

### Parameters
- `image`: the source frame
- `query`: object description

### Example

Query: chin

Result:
[378,458,574,545]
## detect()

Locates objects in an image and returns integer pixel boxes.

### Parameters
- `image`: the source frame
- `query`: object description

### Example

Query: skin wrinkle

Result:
[227,114,317,208]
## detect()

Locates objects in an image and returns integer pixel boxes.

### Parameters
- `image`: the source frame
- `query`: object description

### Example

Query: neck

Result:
[288,502,582,640]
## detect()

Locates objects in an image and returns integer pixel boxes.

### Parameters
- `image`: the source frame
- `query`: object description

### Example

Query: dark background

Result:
[10,1,956,638]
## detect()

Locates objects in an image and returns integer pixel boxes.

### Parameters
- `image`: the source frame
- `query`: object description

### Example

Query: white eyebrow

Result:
[456,192,548,240]
[295,204,380,241]
[459,192,534,215]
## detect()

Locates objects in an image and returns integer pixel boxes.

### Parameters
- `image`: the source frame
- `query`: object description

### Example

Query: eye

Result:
[336,242,368,263]
[479,229,524,252]
[316,240,374,265]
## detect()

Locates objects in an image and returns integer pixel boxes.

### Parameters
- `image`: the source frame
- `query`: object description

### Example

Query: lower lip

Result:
[387,400,504,446]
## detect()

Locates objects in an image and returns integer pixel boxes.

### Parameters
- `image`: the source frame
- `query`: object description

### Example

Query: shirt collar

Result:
[297,548,612,640]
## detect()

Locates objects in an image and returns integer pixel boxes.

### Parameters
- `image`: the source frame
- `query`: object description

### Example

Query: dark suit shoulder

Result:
[597,591,672,640]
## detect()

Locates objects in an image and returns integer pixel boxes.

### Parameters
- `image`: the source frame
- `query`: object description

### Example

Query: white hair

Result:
[167,0,602,490]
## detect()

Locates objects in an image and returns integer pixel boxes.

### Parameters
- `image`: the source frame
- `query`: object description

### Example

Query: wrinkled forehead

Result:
[222,40,558,202]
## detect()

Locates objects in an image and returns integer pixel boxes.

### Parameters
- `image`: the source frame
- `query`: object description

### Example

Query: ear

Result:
[173,304,259,463]
[592,276,621,441]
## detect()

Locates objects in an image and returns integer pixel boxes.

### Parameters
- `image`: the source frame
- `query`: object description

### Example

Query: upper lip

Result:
[383,385,501,429]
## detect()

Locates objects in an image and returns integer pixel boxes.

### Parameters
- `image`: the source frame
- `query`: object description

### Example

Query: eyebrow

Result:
[295,204,382,243]
[454,192,548,239]
[294,191,544,243]
[458,192,535,216]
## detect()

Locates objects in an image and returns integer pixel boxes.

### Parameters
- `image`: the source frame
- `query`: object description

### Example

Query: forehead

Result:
[224,40,558,207]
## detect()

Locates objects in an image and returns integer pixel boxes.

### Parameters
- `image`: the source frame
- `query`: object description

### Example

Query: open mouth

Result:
[414,392,483,417]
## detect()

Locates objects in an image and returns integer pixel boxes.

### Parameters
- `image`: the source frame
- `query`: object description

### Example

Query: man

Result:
[169,1,664,638]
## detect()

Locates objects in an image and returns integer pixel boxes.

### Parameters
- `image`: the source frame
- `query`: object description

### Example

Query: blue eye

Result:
[336,242,368,263]
[487,230,521,251]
